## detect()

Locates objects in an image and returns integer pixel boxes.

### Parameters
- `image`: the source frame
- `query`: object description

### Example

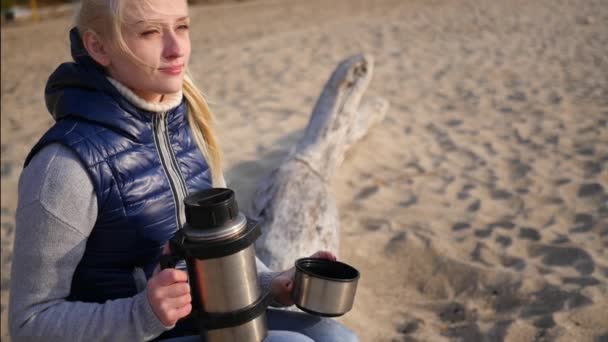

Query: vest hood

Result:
[44,27,158,141]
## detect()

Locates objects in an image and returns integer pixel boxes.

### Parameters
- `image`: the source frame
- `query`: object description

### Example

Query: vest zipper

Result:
[152,112,189,230]
[161,112,190,201]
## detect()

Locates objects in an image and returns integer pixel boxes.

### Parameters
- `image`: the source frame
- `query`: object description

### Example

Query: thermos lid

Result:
[184,188,239,229]
[171,188,262,259]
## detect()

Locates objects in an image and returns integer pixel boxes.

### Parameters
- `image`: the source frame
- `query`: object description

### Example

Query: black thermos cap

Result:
[184,188,239,229]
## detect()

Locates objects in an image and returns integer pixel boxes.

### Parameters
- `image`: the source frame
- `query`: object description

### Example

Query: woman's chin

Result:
[156,83,183,96]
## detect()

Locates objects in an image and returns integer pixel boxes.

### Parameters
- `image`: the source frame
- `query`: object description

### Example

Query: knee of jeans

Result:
[347,327,359,342]
[319,319,359,342]
[337,324,359,342]
[266,330,314,342]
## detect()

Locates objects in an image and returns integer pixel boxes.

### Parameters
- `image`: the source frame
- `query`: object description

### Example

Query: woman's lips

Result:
[159,65,183,75]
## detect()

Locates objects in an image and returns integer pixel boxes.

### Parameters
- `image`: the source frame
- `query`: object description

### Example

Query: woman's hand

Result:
[309,250,337,262]
[270,250,337,306]
[146,268,192,327]
[147,243,191,326]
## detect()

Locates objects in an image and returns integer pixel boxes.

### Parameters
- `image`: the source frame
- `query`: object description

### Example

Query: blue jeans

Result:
[162,308,358,342]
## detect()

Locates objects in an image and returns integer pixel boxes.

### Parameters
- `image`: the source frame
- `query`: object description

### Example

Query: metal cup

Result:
[292,258,360,317]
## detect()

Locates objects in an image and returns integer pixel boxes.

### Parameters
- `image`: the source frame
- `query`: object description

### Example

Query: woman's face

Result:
[107,0,191,102]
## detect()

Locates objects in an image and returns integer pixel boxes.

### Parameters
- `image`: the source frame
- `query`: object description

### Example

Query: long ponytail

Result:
[183,72,226,187]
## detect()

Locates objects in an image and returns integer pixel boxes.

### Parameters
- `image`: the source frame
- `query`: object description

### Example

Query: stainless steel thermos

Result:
[161,188,270,342]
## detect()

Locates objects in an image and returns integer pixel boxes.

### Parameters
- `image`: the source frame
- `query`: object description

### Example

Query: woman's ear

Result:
[82,31,111,67]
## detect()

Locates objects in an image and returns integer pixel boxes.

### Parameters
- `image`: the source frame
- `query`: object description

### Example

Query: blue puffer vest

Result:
[25,28,213,307]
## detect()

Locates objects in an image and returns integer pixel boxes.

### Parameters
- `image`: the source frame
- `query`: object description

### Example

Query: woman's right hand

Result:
[146,268,192,326]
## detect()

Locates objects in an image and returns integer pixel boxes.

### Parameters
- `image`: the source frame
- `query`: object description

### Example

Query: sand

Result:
[1,0,607,341]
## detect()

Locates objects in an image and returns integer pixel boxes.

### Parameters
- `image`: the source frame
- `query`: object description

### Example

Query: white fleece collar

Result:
[107,77,183,113]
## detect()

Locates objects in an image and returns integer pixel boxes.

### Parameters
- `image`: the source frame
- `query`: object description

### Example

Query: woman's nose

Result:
[163,32,186,59]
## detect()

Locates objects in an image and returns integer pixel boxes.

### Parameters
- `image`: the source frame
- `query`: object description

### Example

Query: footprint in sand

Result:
[562,276,600,288]
[500,255,526,270]
[519,227,541,241]
[570,213,594,233]
[394,318,423,340]
[467,199,481,212]
[452,222,471,232]
[355,185,379,200]
[495,235,513,248]
[529,245,595,275]
[521,284,592,318]
[578,183,604,198]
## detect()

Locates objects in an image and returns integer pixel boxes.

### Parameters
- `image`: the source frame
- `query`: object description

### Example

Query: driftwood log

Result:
[250,54,389,271]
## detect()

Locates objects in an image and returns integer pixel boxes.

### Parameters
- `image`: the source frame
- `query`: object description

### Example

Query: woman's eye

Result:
[178,24,189,30]
[141,30,159,37]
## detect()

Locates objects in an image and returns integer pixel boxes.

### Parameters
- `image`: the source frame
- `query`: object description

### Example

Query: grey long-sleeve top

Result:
[8,143,278,342]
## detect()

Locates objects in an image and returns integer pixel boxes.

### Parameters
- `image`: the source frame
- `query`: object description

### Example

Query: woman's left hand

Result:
[270,250,337,306]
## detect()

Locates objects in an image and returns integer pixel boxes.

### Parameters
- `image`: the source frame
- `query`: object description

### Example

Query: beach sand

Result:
[1,0,607,341]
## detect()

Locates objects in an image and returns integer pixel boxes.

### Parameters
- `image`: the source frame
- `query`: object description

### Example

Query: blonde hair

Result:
[75,0,225,187]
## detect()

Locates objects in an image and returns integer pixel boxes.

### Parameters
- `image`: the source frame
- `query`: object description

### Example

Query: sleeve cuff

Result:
[258,271,291,308]
[136,289,175,336]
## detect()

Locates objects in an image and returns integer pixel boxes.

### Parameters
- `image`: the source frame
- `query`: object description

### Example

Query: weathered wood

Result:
[250,54,389,271]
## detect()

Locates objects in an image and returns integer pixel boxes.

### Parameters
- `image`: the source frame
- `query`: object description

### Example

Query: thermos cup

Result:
[292,257,360,317]
[161,188,270,342]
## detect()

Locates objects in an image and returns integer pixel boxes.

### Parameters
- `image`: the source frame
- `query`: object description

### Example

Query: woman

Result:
[8,1,358,341]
